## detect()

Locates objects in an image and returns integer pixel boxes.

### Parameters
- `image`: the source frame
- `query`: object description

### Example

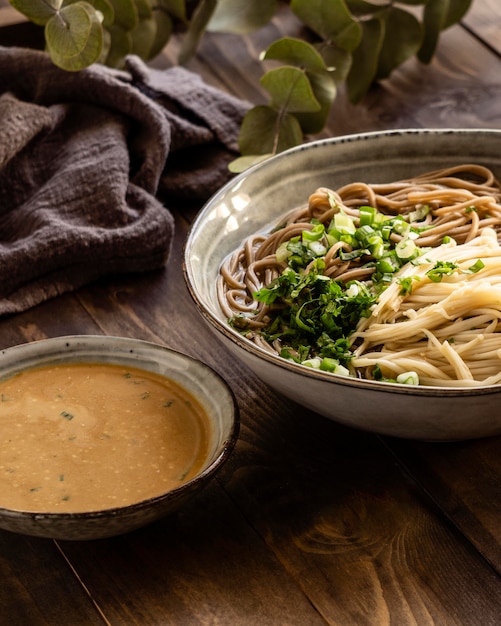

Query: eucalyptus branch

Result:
[8,0,474,167]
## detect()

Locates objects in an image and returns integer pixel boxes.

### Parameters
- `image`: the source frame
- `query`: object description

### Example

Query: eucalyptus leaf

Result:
[148,7,173,59]
[316,42,352,84]
[106,0,137,30]
[294,69,336,135]
[208,0,278,34]
[346,16,384,103]
[134,0,151,19]
[64,0,114,28]
[263,37,327,72]
[346,0,387,17]
[157,0,186,22]
[129,0,154,58]
[45,2,103,70]
[389,0,426,5]
[376,6,422,80]
[418,0,445,63]
[441,0,472,28]
[98,25,111,63]
[130,15,156,59]
[291,0,361,51]
[228,154,272,174]
[9,0,61,26]
[239,105,304,155]
[104,22,132,67]
[177,0,217,65]
[261,66,321,113]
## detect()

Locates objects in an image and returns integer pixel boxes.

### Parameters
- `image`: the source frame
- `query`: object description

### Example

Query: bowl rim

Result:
[184,128,501,397]
[0,334,240,520]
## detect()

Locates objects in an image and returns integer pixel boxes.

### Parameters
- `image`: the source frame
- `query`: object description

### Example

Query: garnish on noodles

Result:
[217,165,501,387]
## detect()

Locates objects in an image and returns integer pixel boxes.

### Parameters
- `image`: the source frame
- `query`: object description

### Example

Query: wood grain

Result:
[0,1,500,623]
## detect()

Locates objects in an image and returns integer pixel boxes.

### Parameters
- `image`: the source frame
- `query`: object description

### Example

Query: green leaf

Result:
[228,154,272,174]
[315,42,352,84]
[418,0,471,63]
[263,37,328,72]
[238,105,303,155]
[346,16,384,103]
[106,0,137,30]
[134,0,151,19]
[104,22,132,67]
[9,0,61,26]
[376,7,422,80]
[177,0,217,64]
[261,66,321,113]
[97,25,111,62]
[294,69,336,134]
[64,0,114,28]
[148,7,173,59]
[45,2,103,70]
[262,39,335,134]
[208,0,279,34]
[129,0,156,58]
[346,0,387,17]
[291,0,361,51]
[441,0,472,27]
[157,0,186,22]
[390,0,426,5]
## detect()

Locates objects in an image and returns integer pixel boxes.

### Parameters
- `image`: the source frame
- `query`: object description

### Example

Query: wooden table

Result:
[1,2,501,624]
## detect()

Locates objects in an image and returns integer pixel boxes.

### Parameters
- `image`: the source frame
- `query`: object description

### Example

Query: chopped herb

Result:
[426,261,459,282]
[230,199,490,377]
[140,391,150,400]
[163,400,174,407]
[466,259,485,273]
[397,276,420,296]
[60,411,74,420]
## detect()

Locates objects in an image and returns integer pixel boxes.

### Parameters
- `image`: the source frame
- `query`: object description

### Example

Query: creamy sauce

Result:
[0,363,211,513]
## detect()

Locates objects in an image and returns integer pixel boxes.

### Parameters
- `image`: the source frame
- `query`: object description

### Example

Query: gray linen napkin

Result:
[0,46,249,315]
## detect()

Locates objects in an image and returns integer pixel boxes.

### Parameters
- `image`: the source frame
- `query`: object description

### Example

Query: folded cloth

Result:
[0,46,250,315]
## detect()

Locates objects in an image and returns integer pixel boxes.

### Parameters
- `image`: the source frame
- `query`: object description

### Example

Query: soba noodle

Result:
[218,165,501,387]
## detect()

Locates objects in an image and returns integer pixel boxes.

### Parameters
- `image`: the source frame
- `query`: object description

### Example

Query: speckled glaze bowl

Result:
[184,128,501,441]
[0,335,239,540]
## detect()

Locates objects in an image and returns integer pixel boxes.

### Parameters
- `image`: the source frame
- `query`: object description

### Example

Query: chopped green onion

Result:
[395,238,417,260]
[276,241,290,263]
[466,259,485,274]
[333,213,356,235]
[359,205,376,226]
[396,371,420,385]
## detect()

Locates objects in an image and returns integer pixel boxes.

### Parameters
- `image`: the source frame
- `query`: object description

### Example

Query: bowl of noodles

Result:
[184,129,501,440]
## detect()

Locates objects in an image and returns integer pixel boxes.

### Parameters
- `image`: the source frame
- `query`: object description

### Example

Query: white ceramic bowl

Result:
[0,335,239,540]
[184,129,501,441]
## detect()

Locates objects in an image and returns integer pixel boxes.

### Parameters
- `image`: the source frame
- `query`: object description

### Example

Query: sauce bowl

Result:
[0,335,239,540]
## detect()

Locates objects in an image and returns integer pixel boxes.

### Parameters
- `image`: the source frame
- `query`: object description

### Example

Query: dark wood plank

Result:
[0,1,501,624]
[0,532,106,625]
[55,214,501,624]
[463,0,501,56]
[217,413,501,625]
[58,481,327,626]
[383,436,501,575]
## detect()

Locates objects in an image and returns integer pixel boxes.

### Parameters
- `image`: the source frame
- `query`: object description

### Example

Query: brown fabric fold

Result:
[0,46,250,315]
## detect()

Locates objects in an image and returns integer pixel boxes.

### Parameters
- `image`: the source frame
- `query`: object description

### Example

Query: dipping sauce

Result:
[0,363,211,513]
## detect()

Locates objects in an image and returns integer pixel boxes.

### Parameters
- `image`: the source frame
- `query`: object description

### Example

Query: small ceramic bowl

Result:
[0,335,239,540]
[184,128,501,441]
